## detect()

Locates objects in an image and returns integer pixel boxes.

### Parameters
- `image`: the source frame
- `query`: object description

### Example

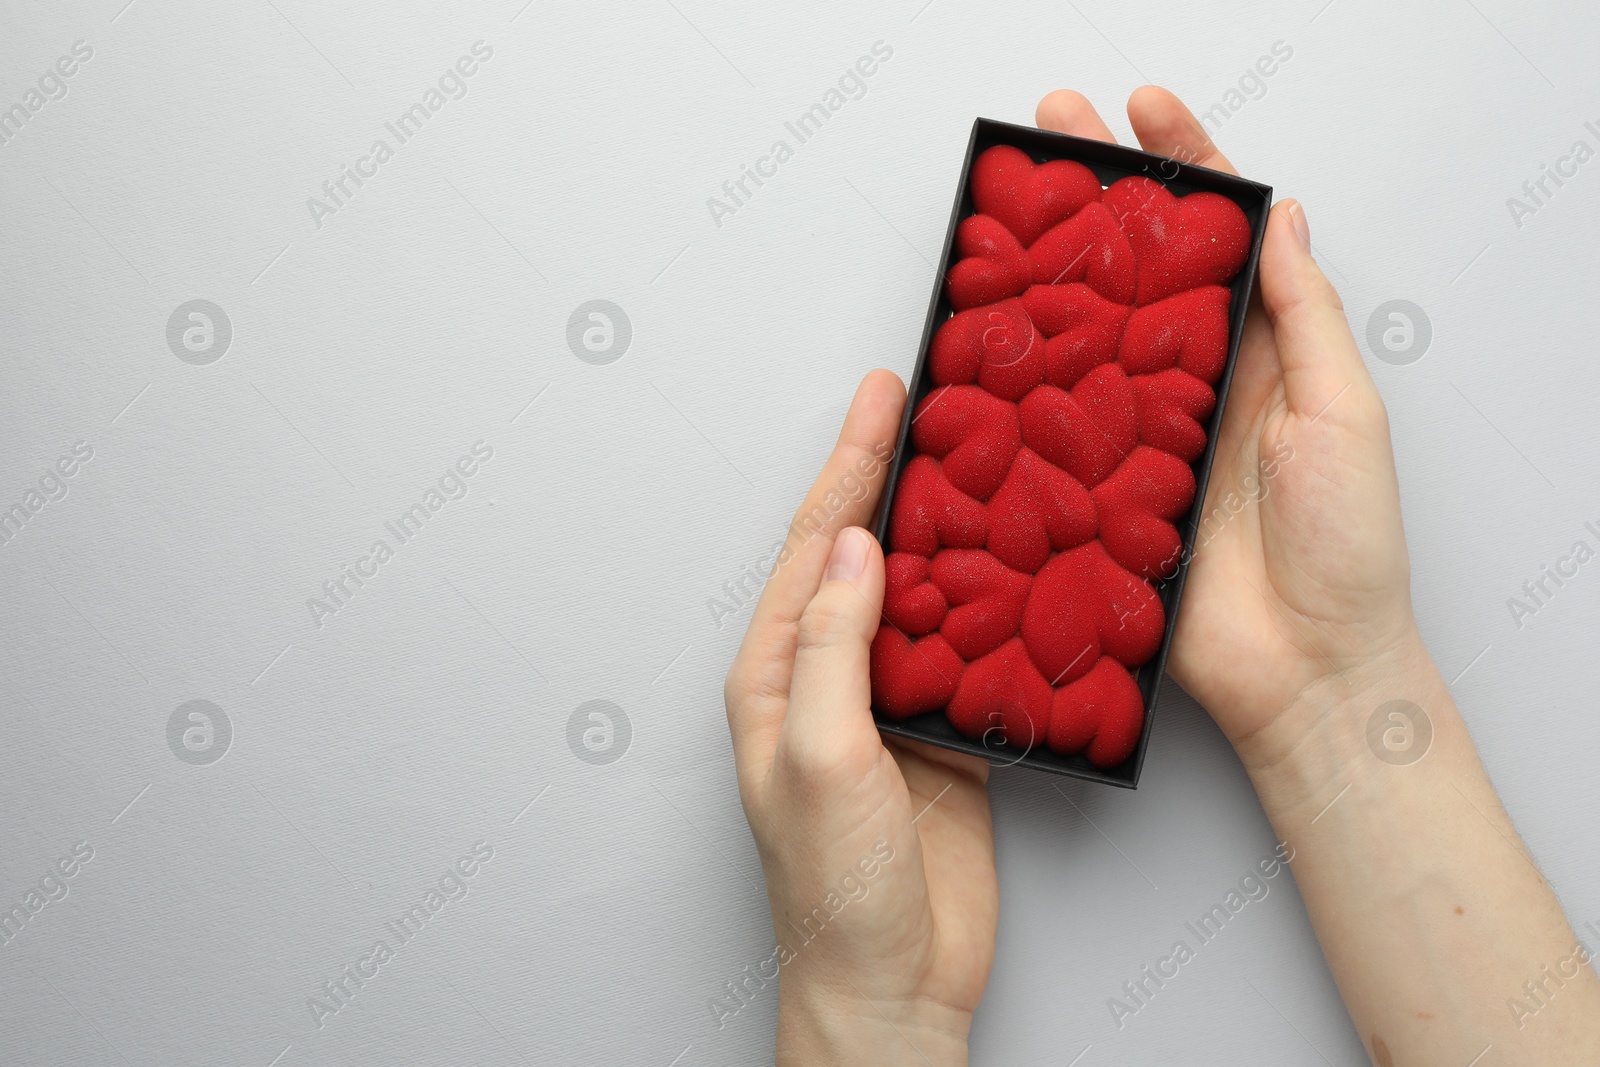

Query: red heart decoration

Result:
[1017,364,1137,489]
[929,549,1032,660]
[886,454,990,557]
[970,145,1103,247]
[1019,540,1164,685]
[874,144,1255,770]
[1028,202,1137,304]
[947,637,1053,747]
[883,552,949,636]
[1049,656,1145,768]
[1118,285,1231,382]
[1131,368,1216,463]
[945,215,1031,311]
[1090,446,1196,582]
[871,629,964,720]
[910,385,1022,501]
[928,298,1047,402]
[1103,177,1250,306]
[1021,283,1132,389]
[986,447,1097,574]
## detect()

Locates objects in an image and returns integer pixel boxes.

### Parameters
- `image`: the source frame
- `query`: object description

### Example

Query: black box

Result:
[871,117,1272,788]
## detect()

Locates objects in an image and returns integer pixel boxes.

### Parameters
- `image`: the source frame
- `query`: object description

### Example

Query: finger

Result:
[725,372,905,773]
[1257,199,1375,419]
[1126,85,1239,176]
[780,527,886,771]
[1035,90,1118,142]
[1208,288,1279,473]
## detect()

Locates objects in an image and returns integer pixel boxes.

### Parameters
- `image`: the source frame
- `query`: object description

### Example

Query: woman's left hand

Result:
[725,370,996,1066]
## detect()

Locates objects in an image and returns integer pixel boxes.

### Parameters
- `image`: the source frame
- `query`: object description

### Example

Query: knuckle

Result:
[775,728,851,787]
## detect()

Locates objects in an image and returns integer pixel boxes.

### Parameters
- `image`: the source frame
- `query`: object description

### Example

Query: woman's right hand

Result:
[1036,87,1427,770]
[1038,88,1600,1067]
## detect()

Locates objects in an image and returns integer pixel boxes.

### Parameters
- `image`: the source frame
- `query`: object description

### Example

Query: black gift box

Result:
[871,117,1273,788]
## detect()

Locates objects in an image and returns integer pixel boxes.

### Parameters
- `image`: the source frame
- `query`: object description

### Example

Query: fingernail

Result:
[1286,199,1311,251]
[825,527,869,583]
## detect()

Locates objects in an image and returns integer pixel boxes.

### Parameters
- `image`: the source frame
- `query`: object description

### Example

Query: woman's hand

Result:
[1036,90,1600,1067]
[724,371,996,1066]
[1035,88,1424,768]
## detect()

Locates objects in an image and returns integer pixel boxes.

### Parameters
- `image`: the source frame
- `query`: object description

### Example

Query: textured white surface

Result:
[2,1,1598,1064]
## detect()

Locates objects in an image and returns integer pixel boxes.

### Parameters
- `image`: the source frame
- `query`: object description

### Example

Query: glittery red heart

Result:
[945,214,1030,311]
[1103,177,1251,306]
[910,385,1021,502]
[928,298,1047,402]
[970,144,1103,247]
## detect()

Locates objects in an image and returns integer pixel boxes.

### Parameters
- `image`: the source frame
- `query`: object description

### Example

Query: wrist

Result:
[777,979,971,1067]
[1235,628,1453,819]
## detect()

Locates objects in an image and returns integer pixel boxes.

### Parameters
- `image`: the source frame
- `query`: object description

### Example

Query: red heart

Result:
[1017,364,1137,489]
[929,549,1032,661]
[970,145,1103,247]
[1048,655,1145,768]
[947,636,1053,748]
[1021,283,1131,389]
[1028,202,1137,304]
[927,298,1047,402]
[871,629,964,720]
[910,385,1022,501]
[1103,177,1250,306]
[945,214,1030,311]
[1090,446,1196,582]
[1019,540,1163,685]
[1118,285,1231,382]
[986,447,1097,574]
[886,454,990,557]
[1131,369,1216,463]
[883,552,949,636]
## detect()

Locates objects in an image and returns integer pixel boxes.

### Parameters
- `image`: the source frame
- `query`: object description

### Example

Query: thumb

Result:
[1258,198,1375,421]
[780,527,887,772]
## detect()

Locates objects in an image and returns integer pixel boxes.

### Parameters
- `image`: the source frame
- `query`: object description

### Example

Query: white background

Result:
[2,0,1597,1063]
